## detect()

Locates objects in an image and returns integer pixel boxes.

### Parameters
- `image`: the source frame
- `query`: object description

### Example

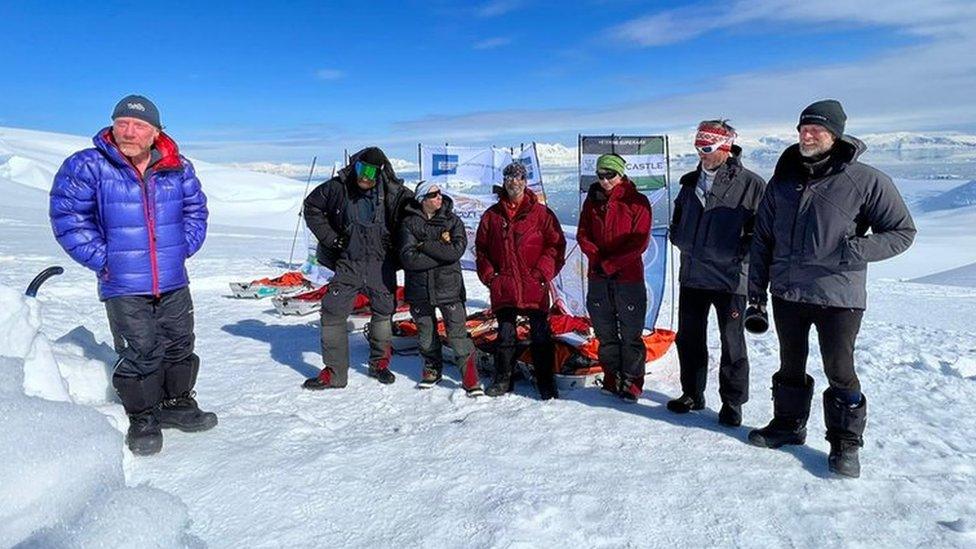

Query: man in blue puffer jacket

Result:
[50,95,216,456]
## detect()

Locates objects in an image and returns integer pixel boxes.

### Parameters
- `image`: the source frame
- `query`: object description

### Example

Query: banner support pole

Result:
[287,156,317,269]
[665,135,676,330]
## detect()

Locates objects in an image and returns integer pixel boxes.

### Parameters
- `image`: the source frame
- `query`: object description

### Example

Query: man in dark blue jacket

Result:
[747,100,916,478]
[50,95,216,456]
[667,121,766,426]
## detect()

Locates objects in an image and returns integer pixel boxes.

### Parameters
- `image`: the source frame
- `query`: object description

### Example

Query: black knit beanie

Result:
[357,147,390,168]
[797,99,846,138]
[112,95,161,129]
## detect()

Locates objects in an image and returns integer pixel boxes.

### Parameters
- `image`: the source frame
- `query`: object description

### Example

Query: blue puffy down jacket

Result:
[49,128,208,300]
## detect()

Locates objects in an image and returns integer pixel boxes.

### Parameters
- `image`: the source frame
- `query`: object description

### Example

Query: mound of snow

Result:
[917,180,976,212]
[0,285,195,547]
[0,285,70,401]
[910,261,976,288]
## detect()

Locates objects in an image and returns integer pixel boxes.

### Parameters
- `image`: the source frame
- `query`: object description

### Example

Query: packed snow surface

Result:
[0,288,197,547]
[1,127,975,547]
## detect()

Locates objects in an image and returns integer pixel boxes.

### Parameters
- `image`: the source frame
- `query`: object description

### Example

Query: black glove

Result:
[744,301,769,334]
[331,234,349,251]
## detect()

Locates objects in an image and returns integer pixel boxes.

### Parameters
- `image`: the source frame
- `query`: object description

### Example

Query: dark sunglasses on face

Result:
[504,175,525,183]
[596,170,619,181]
[421,190,442,201]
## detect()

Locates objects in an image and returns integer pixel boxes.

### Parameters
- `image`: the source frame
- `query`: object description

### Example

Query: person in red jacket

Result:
[576,154,652,403]
[476,161,566,399]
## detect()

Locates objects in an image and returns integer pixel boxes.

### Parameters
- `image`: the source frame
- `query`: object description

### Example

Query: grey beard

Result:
[799,142,832,158]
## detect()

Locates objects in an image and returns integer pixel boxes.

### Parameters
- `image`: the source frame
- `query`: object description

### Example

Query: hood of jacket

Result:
[773,135,867,181]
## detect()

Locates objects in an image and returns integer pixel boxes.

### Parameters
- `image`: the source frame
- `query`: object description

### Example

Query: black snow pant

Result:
[586,279,647,386]
[319,257,396,385]
[410,301,480,387]
[105,287,199,412]
[495,308,555,389]
[771,297,867,444]
[771,296,863,394]
[675,286,749,405]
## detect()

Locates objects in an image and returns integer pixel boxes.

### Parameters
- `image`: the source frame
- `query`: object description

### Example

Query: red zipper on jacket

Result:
[143,175,160,296]
[127,160,161,297]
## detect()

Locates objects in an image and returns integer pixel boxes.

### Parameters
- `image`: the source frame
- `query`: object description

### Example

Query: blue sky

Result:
[2,0,974,163]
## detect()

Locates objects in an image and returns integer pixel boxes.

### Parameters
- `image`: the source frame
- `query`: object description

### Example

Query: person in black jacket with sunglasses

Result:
[399,181,484,397]
[667,120,766,427]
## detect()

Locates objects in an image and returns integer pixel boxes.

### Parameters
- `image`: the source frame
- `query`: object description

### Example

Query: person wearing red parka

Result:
[577,153,652,403]
[475,161,566,399]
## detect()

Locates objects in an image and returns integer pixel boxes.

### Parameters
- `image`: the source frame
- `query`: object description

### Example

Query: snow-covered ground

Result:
[2,127,976,547]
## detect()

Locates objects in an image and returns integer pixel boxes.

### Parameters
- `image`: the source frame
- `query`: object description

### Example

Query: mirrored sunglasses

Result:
[355,160,379,180]
[696,144,724,154]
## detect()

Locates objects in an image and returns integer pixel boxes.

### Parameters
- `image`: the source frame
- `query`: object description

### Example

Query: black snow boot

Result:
[417,364,443,389]
[748,373,814,448]
[538,380,558,401]
[368,364,396,384]
[157,354,218,432]
[718,402,742,427]
[534,345,558,401]
[485,376,513,397]
[303,367,347,390]
[486,352,514,397]
[824,389,867,478]
[158,392,218,432]
[666,394,705,414]
[113,371,164,456]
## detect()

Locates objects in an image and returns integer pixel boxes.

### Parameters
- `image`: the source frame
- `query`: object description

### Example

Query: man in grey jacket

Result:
[747,100,916,478]
[667,120,766,426]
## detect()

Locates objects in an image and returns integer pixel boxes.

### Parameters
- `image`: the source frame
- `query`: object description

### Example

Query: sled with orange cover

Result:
[273,285,412,329]
[391,306,675,390]
[229,271,316,299]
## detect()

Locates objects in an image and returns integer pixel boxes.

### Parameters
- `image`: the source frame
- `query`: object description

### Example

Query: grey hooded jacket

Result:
[671,146,766,295]
[749,136,916,309]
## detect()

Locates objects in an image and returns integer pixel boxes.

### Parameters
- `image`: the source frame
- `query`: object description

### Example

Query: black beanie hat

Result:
[797,99,846,138]
[112,95,161,129]
[357,147,390,168]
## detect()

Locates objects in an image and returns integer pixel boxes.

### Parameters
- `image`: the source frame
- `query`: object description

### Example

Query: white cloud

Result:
[186,2,976,163]
[314,69,345,81]
[473,37,512,50]
[391,1,976,141]
[610,0,976,47]
[477,0,521,17]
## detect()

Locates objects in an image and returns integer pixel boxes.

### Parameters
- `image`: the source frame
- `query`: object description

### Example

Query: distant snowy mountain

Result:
[229,156,419,180]
[534,142,578,168]
[0,126,307,231]
[918,180,976,212]
[531,131,976,173]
